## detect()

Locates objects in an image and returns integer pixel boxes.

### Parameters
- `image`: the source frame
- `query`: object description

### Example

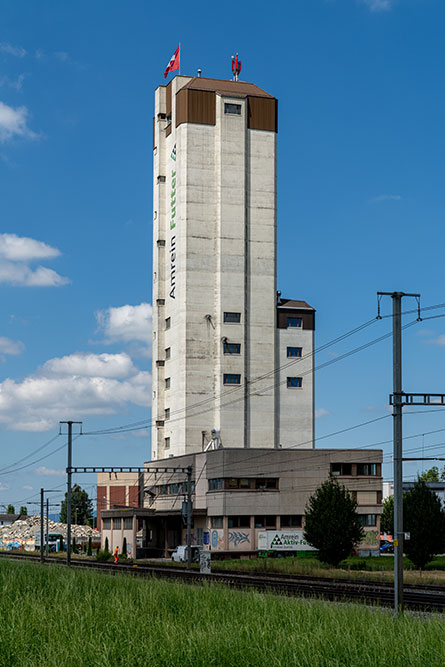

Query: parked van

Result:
[171,545,202,563]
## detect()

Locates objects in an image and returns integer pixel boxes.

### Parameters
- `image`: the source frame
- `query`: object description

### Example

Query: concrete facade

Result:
[152,75,314,459]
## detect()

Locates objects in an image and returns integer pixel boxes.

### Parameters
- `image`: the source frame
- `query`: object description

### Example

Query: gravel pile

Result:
[0,515,100,543]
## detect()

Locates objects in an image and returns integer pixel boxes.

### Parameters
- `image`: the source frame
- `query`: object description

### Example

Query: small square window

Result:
[224,312,241,324]
[287,347,302,358]
[165,347,171,359]
[287,377,303,388]
[165,408,170,420]
[113,518,121,529]
[224,103,241,115]
[165,377,171,389]
[157,175,166,183]
[223,342,241,354]
[223,373,241,385]
[211,516,223,528]
[165,317,171,330]
[287,317,302,328]
[164,437,170,449]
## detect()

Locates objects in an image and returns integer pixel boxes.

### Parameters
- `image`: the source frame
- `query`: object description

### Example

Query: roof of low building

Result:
[277,298,315,311]
[0,514,20,521]
[179,76,274,99]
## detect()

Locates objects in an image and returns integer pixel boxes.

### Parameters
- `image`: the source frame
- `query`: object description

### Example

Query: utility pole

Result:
[377,291,420,615]
[60,420,82,566]
[40,488,44,564]
[46,497,49,559]
[186,466,193,571]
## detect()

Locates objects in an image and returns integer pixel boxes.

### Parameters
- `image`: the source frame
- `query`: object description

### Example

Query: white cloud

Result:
[0,102,37,142]
[360,0,394,11]
[0,43,26,58]
[315,408,331,419]
[0,352,151,431]
[0,234,69,287]
[368,194,401,204]
[96,303,152,357]
[0,483,9,492]
[35,466,65,477]
[0,260,70,286]
[22,485,33,491]
[424,334,445,346]
[0,337,25,355]
[0,234,60,262]
[0,74,27,92]
[42,352,137,378]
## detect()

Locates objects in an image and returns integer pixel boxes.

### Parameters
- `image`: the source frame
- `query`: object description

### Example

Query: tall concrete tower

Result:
[152,75,314,460]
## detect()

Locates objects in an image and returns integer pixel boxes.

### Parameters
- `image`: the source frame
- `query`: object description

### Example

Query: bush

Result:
[87,536,92,557]
[104,537,109,554]
[95,550,112,562]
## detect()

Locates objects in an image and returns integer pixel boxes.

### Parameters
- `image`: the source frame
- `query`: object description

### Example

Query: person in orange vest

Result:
[113,546,119,564]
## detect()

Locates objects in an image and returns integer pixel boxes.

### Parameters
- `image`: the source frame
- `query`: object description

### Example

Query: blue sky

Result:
[1,0,445,511]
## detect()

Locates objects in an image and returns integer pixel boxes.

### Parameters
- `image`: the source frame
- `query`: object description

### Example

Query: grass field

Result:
[0,560,444,666]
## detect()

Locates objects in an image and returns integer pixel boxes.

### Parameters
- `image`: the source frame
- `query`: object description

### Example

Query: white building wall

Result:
[278,324,314,448]
[151,76,313,459]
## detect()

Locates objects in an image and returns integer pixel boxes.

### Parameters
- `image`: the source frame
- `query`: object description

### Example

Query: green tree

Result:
[7,504,15,514]
[304,477,364,567]
[58,537,64,552]
[104,537,109,553]
[403,478,445,569]
[87,536,92,556]
[60,485,93,525]
[380,496,394,534]
[419,466,439,482]
[72,536,77,554]
[19,506,28,516]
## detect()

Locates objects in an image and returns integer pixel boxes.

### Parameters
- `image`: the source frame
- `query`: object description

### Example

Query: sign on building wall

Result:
[258,531,316,552]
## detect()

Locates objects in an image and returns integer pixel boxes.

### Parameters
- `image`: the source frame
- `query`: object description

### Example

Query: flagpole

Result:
[179,42,181,75]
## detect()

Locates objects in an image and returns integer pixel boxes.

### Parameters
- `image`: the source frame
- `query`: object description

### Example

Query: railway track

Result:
[1,551,444,612]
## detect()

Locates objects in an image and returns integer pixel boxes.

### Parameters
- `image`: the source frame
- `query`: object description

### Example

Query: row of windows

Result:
[155,481,195,495]
[163,314,302,332]
[331,463,379,477]
[164,375,303,391]
[159,345,301,370]
[211,515,303,529]
[358,514,378,527]
[208,478,278,491]
[102,518,133,530]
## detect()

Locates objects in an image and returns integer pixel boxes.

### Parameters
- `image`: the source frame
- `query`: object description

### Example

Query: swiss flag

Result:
[164,46,180,79]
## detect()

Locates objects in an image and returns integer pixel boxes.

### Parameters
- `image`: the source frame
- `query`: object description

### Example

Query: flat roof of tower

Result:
[170,75,275,99]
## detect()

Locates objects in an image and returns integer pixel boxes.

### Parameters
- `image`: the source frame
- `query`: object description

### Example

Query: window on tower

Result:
[165,317,171,330]
[223,342,241,355]
[165,347,171,360]
[223,374,241,385]
[286,317,302,328]
[287,377,303,389]
[165,377,171,389]
[164,437,170,449]
[224,312,241,324]
[287,347,302,358]
[224,103,241,115]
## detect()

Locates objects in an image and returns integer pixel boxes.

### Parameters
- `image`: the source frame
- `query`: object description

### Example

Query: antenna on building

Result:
[231,53,241,81]
[197,69,202,77]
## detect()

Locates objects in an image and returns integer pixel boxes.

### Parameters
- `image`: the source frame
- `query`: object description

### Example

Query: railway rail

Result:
[1,551,444,612]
